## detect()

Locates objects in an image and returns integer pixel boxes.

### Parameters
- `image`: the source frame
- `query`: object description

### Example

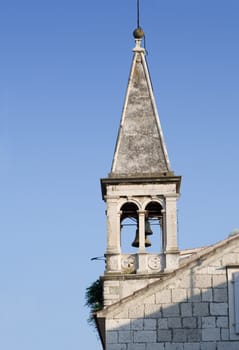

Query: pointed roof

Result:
[110,34,171,178]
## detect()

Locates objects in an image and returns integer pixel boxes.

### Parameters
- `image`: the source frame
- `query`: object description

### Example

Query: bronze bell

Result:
[145,220,153,235]
[131,229,151,248]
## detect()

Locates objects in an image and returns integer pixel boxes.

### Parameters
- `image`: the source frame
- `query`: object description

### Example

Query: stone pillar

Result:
[106,196,120,254]
[165,196,178,251]
[137,210,147,273]
[163,195,179,271]
[161,209,166,252]
[138,210,146,253]
[105,196,121,273]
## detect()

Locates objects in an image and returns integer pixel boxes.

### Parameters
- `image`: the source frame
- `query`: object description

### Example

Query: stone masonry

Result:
[97,234,239,349]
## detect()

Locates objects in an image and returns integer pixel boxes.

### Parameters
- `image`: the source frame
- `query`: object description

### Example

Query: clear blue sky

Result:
[0,1,238,349]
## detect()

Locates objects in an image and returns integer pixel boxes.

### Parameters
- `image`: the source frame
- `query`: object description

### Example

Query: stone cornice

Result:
[100,175,181,198]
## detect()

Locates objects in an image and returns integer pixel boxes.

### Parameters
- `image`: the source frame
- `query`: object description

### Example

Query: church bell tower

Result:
[101,27,181,306]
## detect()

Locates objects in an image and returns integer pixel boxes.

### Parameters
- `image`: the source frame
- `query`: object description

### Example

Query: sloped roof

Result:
[97,232,239,318]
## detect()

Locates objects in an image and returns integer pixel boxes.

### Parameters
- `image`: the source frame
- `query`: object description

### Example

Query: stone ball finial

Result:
[133,27,144,39]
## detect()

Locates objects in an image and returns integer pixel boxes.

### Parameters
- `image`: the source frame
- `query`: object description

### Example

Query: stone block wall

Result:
[104,277,160,307]
[102,238,239,350]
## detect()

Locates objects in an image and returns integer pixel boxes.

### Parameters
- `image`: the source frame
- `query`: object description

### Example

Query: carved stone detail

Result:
[121,255,136,273]
[107,255,119,271]
[148,255,161,271]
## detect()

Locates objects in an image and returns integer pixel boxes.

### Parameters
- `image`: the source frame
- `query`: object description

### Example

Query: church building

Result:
[94,25,239,350]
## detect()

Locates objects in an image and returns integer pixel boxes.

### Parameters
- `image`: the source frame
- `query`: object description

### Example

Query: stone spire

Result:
[110,30,171,178]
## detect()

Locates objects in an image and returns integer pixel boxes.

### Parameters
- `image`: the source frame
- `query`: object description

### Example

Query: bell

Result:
[145,220,153,235]
[145,235,152,247]
[131,229,139,247]
[131,229,152,248]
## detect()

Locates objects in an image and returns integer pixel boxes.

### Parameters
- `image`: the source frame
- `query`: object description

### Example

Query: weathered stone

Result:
[221,328,229,341]
[187,329,201,342]
[146,344,164,350]
[107,345,127,350]
[184,343,200,350]
[128,344,146,350]
[111,49,170,176]
[107,319,131,331]
[107,331,118,343]
[195,274,212,288]
[165,344,183,350]
[210,303,228,316]
[113,309,129,319]
[144,319,157,330]
[222,253,239,266]
[157,329,172,342]
[131,318,144,330]
[218,342,239,350]
[134,331,157,343]
[145,304,162,318]
[158,319,168,329]
[129,304,145,318]
[212,275,227,288]
[144,295,156,304]
[193,302,209,316]
[162,304,180,317]
[177,275,190,288]
[201,343,217,350]
[197,317,202,328]
[118,331,133,343]
[214,288,228,302]
[167,317,181,328]
[216,316,228,328]
[180,302,192,316]
[202,316,216,328]
[172,329,187,342]
[172,289,187,303]
[202,328,221,341]
[110,286,120,294]
[187,288,201,302]
[202,288,213,302]
[156,289,172,304]
[182,317,197,329]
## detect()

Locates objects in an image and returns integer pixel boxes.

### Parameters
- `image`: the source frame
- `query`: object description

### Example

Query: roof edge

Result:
[96,232,239,317]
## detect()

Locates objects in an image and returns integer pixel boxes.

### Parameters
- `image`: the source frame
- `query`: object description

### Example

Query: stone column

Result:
[138,210,146,253]
[165,196,178,251]
[106,196,120,254]
[105,196,121,273]
[161,209,166,252]
[164,195,179,271]
[137,210,147,273]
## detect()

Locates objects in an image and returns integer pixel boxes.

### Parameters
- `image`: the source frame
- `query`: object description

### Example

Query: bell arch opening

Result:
[144,201,163,252]
[119,200,163,253]
[120,202,139,253]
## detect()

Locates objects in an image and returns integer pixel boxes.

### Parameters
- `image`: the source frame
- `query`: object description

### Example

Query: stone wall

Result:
[102,236,239,350]
[103,277,160,307]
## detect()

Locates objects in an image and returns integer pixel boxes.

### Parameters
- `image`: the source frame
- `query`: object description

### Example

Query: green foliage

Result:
[85,279,103,325]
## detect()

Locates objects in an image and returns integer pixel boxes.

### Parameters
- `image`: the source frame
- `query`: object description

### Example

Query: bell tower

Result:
[100,27,181,306]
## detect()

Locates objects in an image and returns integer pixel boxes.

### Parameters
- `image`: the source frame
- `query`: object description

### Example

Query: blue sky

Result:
[0,1,238,349]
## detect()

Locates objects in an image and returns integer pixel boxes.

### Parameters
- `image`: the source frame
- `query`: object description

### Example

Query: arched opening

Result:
[120,202,138,253]
[144,201,163,252]
[120,201,163,253]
